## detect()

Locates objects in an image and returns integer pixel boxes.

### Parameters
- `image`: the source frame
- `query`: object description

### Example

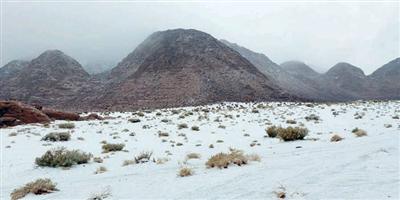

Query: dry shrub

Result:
[246,154,261,162]
[93,157,103,163]
[178,167,193,177]
[128,118,140,123]
[122,159,135,166]
[41,132,71,142]
[178,123,188,129]
[134,151,153,164]
[286,119,297,124]
[95,166,107,174]
[35,148,92,167]
[330,134,343,142]
[191,126,200,131]
[102,143,125,153]
[206,149,259,169]
[158,132,169,137]
[266,126,279,138]
[186,153,201,160]
[58,123,75,129]
[278,126,308,141]
[353,129,367,137]
[10,178,57,200]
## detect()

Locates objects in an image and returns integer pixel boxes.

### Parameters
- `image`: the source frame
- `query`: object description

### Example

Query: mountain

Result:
[0,50,90,107]
[369,58,400,99]
[88,29,292,110]
[0,60,29,80]
[221,40,331,100]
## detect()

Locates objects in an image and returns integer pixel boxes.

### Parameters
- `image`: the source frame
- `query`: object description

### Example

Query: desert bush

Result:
[10,178,58,200]
[191,126,200,131]
[158,132,169,137]
[122,159,135,166]
[186,153,201,160]
[178,123,188,129]
[206,149,251,169]
[35,148,92,167]
[330,134,343,142]
[266,126,279,138]
[102,143,125,153]
[95,166,107,174]
[353,129,367,137]
[134,151,153,164]
[277,126,308,141]
[286,119,297,124]
[178,167,193,177]
[41,132,71,142]
[161,119,169,123]
[305,114,320,121]
[93,157,103,163]
[58,123,75,129]
[128,118,140,123]
[9,132,17,137]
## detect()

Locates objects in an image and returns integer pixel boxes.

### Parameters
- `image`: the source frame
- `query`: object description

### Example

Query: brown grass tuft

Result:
[10,178,57,200]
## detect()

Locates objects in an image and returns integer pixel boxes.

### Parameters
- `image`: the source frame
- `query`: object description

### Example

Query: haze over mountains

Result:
[0,29,398,111]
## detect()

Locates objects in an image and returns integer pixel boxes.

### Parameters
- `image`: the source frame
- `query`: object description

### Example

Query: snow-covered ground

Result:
[1,101,399,199]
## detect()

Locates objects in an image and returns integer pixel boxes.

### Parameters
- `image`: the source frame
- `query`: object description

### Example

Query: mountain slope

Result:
[0,60,29,80]
[0,50,90,107]
[221,40,331,100]
[90,29,292,110]
[369,58,400,99]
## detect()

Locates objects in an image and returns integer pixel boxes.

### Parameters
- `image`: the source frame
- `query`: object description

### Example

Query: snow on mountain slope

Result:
[1,101,399,199]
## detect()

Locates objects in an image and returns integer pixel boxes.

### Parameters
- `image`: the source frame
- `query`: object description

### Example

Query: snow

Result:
[1,101,399,199]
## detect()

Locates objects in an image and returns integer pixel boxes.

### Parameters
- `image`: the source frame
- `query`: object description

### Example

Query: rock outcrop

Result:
[0,101,51,127]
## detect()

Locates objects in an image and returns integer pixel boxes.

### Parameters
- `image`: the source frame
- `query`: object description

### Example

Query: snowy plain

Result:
[1,101,399,199]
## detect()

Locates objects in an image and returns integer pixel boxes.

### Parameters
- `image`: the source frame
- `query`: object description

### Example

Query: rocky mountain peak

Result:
[281,61,320,77]
[326,62,365,77]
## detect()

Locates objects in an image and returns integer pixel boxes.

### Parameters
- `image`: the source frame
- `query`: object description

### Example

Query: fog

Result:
[1,1,399,74]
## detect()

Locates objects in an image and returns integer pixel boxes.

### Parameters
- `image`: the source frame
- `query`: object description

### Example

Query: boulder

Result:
[0,101,51,125]
[42,108,80,121]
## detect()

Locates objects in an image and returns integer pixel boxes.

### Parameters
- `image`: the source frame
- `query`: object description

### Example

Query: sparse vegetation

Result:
[35,148,92,167]
[102,143,125,153]
[330,134,343,142]
[178,123,188,129]
[41,132,71,142]
[191,126,200,131]
[186,153,201,160]
[128,118,141,123]
[95,166,107,174]
[58,123,75,129]
[134,151,153,164]
[206,149,258,169]
[266,126,308,141]
[178,167,193,177]
[10,178,58,200]
[353,128,367,137]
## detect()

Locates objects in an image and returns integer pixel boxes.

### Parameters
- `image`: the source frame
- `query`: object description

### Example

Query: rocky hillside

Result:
[90,29,292,110]
[222,40,334,100]
[0,50,90,108]
[0,60,29,80]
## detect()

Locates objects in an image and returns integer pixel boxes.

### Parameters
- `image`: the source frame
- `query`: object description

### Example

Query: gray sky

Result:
[1,1,399,74]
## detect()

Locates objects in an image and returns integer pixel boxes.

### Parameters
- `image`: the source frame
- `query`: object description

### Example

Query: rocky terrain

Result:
[0,28,399,111]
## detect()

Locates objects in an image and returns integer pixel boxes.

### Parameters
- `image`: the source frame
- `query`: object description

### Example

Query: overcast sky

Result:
[1,1,399,74]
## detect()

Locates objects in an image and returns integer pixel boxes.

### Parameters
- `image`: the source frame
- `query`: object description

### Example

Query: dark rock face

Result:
[91,29,292,110]
[0,50,90,108]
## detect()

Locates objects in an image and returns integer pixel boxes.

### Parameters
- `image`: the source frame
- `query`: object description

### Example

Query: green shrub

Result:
[102,143,125,153]
[10,178,58,200]
[41,132,71,142]
[35,148,91,167]
[58,123,75,129]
